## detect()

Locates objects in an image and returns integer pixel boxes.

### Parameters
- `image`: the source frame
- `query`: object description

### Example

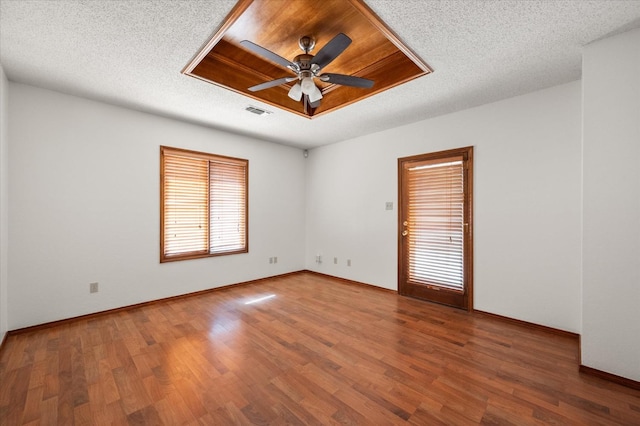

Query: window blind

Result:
[161,147,248,262]
[209,160,247,254]
[407,158,464,291]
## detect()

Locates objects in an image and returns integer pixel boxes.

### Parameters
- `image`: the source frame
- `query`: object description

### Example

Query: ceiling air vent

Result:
[245,106,272,116]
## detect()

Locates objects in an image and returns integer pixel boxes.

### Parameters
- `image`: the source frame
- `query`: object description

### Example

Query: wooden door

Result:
[398,147,473,310]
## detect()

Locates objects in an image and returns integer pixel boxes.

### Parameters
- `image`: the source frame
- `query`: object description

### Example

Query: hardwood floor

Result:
[1,272,639,425]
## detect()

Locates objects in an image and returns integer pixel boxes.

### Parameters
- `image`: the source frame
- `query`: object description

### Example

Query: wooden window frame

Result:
[160,146,248,263]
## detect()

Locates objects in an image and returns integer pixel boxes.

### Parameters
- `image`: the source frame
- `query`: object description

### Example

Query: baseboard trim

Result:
[474,310,579,339]
[7,271,303,336]
[579,365,640,391]
[301,273,579,339]
[302,270,397,293]
[303,272,579,340]
[0,331,7,356]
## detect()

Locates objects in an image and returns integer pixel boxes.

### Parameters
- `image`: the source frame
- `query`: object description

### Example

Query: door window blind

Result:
[407,157,464,291]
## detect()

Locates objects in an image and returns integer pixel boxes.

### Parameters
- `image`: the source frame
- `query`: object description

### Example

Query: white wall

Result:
[582,28,640,381]
[8,83,306,329]
[306,81,583,333]
[0,64,9,342]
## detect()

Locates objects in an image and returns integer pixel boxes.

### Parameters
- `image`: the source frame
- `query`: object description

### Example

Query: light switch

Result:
[385,202,393,210]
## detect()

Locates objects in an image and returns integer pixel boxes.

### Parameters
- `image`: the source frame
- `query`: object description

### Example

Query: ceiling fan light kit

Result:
[288,83,303,101]
[307,84,323,104]
[182,0,432,118]
[301,76,317,95]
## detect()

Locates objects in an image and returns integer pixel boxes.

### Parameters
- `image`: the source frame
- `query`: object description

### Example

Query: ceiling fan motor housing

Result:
[293,54,314,71]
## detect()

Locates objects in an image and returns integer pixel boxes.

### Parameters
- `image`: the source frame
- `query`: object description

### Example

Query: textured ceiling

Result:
[1,0,640,149]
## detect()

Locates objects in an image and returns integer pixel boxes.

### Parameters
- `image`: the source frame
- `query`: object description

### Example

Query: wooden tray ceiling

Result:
[183,0,432,118]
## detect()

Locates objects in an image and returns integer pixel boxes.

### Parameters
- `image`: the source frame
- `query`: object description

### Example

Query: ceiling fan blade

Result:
[248,77,297,92]
[240,40,294,69]
[311,33,352,70]
[320,73,374,88]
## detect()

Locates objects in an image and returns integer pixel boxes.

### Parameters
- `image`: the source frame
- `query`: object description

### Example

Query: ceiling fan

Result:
[240,33,374,110]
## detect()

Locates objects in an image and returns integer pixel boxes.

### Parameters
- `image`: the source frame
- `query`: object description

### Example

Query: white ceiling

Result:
[1,1,640,149]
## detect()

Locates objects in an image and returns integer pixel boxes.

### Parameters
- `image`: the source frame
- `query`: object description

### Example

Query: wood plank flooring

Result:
[1,272,639,425]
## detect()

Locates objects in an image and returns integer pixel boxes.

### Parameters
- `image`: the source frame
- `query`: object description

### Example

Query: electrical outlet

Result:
[89,282,99,293]
[347,259,352,267]
[385,201,393,210]
[334,257,338,264]
[269,257,273,264]
[274,256,278,264]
